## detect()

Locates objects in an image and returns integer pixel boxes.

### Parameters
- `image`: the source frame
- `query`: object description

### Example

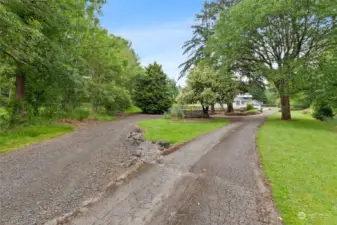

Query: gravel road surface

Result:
[0,115,158,225]
[67,112,281,225]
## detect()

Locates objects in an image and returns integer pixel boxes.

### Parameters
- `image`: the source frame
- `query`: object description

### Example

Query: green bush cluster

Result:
[163,112,171,120]
[312,102,334,121]
[71,108,90,121]
[246,104,254,111]
[171,104,185,119]
[0,108,9,128]
[163,104,185,120]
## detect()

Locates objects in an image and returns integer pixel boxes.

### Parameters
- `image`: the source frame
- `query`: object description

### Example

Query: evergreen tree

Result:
[179,0,240,78]
[134,62,173,114]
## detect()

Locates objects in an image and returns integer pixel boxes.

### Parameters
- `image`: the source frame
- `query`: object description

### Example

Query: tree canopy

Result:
[0,0,145,123]
[179,0,240,77]
[177,64,237,117]
[210,0,337,119]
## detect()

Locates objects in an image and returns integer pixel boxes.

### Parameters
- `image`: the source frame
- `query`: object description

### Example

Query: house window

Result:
[236,100,240,105]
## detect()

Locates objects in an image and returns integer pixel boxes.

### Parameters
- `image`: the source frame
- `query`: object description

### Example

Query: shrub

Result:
[246,109,260,115]
[38,106,59,119]
[163,112,171,120]
[170,104,184,119]
[0,108,9,128]
[163,105,185,120]
[72,108,90,121]
[5,101,37,125]
[312,103,334,121]
[246,104,254,111]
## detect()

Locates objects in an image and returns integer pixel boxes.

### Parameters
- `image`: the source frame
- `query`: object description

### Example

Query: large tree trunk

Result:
[280,96,291,120]
[15,74,25,119]
[92,104,98,113]
[202,105,210,118]
[226,102,234,113]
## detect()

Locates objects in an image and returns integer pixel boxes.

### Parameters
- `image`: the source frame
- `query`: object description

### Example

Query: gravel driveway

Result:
[66,111,281,225]
[0,115,158,225]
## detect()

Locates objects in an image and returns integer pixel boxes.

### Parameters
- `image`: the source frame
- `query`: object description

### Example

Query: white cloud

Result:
[110,19,193,85]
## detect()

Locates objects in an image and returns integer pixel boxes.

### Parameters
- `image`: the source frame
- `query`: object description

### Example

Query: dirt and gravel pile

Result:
[123,128,171,167]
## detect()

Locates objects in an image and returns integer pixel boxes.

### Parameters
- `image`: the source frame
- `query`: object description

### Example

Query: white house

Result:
[233,93,262,110]
[216,93,262,110]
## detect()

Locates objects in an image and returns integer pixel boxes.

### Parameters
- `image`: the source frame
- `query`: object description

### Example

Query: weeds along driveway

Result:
[0,114,159,225]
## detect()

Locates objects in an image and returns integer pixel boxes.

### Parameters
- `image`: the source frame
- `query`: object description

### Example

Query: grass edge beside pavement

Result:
[0,124,74,154]
[0,105,143,154]
[137,117,228,144]
[257,111,337,225]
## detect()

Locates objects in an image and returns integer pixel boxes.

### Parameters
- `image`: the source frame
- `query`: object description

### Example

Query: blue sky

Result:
[99,0,205,85]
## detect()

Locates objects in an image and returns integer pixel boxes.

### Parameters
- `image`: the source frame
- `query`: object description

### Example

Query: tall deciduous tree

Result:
[1,0,105,118]
[1,0,142,123]
[211,0,337,120]
[177,64,237,117]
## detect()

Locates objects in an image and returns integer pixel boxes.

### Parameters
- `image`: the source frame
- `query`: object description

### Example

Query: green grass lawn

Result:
[137,118,228,144]
[124,105,142,114]
[0,124,73,154]
[258,111,337,224]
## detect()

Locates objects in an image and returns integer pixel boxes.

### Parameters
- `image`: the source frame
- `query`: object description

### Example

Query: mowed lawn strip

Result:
[258,112,337,225]
[137,118,228,144]
[0,124,73,154]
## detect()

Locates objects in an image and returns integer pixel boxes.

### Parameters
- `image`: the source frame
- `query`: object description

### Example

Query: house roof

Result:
[236,93,253,98]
